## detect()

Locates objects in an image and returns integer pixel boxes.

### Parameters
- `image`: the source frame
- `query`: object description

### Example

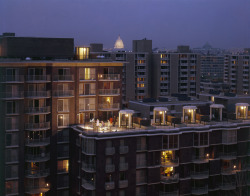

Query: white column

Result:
[119,113,121,127]
[153,110,155,124]
[163,112,166,125]
[246,107,248,119]
[129,114,132,128]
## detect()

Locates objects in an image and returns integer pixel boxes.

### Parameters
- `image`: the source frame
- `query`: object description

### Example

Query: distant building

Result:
[114,35,125,49]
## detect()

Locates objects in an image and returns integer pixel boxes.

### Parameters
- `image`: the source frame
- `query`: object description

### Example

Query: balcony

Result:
[220,182,236,190]
[1,91,24,99]
[159,190,179,196]
[82,162,96,172]
[25,91,51,98]
[53,75,74,81]
[119,146,129,154]
[26,153,50,162]
[105,182,115,190]
[119,163,128,171]
[192,155,209,163]
[82,179,95,190]
[221,167,237,175]
[161,174,179,184]
[25,106,51,114]
[105,147,115,155]
[106,164,115,173]
[161,158,179,167]
[191,185,208,195]
[1,75,24,83]
[25,169,50,178]
[98,103,120,111]
[98,74,120,81]
[26,75,51,82]
[119,180,128,188]
[25,122,50,131]
[25,184,50,194]
[99,89,120,96]
[219,152,237,160]
[190,170,209,179]
[80,74,96,81]
[25,137,50,147]
[53,90,74,97]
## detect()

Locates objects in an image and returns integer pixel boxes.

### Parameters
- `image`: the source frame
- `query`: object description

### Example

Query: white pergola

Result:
[153,107,168,125]
[182,106,197,123]
[210,104,224,121]
[235,103,249,119]
[118,110,134,128]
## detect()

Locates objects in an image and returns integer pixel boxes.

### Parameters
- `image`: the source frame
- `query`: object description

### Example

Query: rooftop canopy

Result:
[210,104,224,109]
[153,107,168,112]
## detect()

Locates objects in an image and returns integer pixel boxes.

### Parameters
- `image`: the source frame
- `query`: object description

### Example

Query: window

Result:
[57,129,69,143]
[79,98,95,111]
[79,83,96,95]
[82,138,96,155]
[57,99,69,112]
[5,165,18,179]
[136,170,146,184]
[5,149,18,163]
[79,68,96,80]
[58,160,69,173]
[6,133,18,147]
[222,130,237,144]
[5,181,18,195]
[5,117,19,131]
[6,68,19,82]
[194,132,209,146]
[137,137,147,151]
[57,145,69,158]
[163,135,178,149]
[58,114,69,127]
[136,153,146,167]
[6,101,18,114]
[57,175,69,188]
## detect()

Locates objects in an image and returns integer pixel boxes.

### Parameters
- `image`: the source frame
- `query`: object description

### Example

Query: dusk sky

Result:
[1,0,249,50]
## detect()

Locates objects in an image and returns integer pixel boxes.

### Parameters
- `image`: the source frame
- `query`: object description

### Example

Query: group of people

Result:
[91,116,117,129]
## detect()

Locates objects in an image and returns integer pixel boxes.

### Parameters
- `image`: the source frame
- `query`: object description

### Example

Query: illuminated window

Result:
[58,160,69,173]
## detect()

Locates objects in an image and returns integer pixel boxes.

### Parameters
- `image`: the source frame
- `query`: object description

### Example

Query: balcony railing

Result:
[25,106,51,114]
[26,75,51,82]
[190,170,209,179]
[80,74,96,81]
[105,182,115,190]
[98,74,120,81]
[98,103,120,111]
[221,167,237,175]
[220,182,236,190]
[119,180,128,188]
[119,146,129,154]
[219,152,237,159]
[119,163,128,171]
[53,75,74,81]
[82,162,96,172]
[25,91,51,98]
[25,169,50,178]
[99,89,120,95]
[82,179,95,190]
[136,176,147,184]
[25,184,50,194]
[161,158,179,167]
[106,164,115,173]
[1,91,24,99]
[161,174,179,184]
[192,155,209,163]
[191,185,208,195]
[25,153,50,162]
[159,190,179,196]
[53,90,74,97]
[25,137,50,146]
[25,122,50,130]
[1,75,24,83]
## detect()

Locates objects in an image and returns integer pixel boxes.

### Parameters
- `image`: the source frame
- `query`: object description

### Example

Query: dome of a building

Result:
[114,35,124,49]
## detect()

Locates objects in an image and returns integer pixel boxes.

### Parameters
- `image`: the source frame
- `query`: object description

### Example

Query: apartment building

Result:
[71,102,250,196]
[152,46,201,98]
[0,60,123,196]
[224,54,250,95]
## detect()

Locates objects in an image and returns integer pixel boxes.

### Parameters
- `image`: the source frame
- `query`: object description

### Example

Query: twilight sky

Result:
[0,0,249,50]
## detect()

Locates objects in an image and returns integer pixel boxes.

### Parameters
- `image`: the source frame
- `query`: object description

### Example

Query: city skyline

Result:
[1,0,250,49]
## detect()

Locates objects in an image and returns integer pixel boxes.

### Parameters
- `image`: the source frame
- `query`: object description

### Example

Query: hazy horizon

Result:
[1,0,249,50]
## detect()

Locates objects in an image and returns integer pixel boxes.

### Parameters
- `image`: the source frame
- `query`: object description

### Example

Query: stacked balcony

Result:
[25,169,50,178]
[53,75,74,82]
[98,89,120,96]
[26,75,51,83]
[98,74,120,81]
[25,137,50,147]
[25,153,50,162]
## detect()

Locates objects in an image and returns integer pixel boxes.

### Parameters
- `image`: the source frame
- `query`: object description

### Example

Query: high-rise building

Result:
[0,60,123,196]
